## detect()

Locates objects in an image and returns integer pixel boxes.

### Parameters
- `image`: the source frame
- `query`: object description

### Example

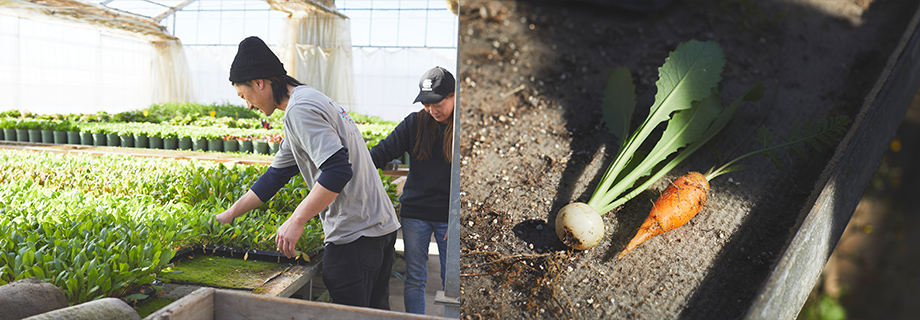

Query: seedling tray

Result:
[164,245,323,298]
[170,245,322,266]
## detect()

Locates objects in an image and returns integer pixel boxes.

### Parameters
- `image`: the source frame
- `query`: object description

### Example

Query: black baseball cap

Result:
[414,66,455,104]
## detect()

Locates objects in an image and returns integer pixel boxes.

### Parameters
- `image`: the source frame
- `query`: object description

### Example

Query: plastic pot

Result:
[28,129,42,143]
[239,140,253,154]
[270,142,280,154]
[93,133,106,146]
[119,135,134,148]
[67,131,80,144]
[179,137,193,150]
[223,140,238,153]
[148,136,163,149]
[134,134,148,148]
[106,134,119,147]
[193,138,208,151]
[208,139,222,152]
[4,128,16,141]
[81,132,94,145]
[255,141,270,155]
[53,131,67,144]
[41,130,54,143]
[16,129,29,142]
[164,137,179,150]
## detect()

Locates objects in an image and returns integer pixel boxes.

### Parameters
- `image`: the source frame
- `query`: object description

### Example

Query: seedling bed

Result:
[163,246,323,299]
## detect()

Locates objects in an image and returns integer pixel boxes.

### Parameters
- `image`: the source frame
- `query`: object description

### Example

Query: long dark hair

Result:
[234,75,303,105]
[414,109,453,162]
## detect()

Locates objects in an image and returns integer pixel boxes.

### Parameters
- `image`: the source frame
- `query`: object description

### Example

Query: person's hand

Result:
[443,228,449,241]
[214,210,235,224]
[276,218,305,258]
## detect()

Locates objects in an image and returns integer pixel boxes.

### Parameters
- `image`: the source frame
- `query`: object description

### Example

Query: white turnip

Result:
[555,202,605,250]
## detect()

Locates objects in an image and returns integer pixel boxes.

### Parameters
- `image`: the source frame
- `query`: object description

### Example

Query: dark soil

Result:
[455,0,918,318]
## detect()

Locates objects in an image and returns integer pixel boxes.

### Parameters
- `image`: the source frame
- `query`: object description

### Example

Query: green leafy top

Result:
[587,40,764,215]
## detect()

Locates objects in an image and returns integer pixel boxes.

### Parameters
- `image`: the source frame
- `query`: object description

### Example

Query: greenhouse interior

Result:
[0,0,460,319]
[0,0,458,120]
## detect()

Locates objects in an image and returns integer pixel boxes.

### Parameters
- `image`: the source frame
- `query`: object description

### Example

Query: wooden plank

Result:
[745,5,920,320]
[258,256,323,298]
[144,287,215,320]
[380,169,408,177]
[212,289,448,320]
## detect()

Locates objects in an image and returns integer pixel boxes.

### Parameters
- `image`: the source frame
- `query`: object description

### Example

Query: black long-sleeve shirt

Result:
[369,112,450,223]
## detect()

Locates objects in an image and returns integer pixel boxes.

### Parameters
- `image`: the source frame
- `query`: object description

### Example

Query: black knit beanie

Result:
[229,36,286,83]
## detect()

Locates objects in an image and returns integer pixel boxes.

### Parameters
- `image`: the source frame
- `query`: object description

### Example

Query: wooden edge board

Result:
[258,256,323,298]
[744,5,920,320]
[213,289,450,320]
[143,287,215,320]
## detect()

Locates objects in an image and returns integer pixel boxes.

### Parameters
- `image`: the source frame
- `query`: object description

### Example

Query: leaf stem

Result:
[705,121,842,181]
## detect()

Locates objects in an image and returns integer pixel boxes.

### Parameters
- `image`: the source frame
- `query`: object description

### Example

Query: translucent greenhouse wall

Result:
[352,47,457,122]
[0,15,155,115]
[1,7,455,122]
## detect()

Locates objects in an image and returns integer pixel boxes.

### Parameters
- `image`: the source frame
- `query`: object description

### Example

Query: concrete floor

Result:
[309,228,445,317]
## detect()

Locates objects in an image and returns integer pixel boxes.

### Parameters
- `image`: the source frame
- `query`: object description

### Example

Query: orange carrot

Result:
[617,171,710,259]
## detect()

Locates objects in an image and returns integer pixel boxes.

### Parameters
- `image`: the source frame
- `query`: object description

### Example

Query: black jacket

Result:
[369,112,450,222]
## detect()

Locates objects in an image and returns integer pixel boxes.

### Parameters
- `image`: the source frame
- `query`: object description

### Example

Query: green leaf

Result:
[599,82,764,212]
[718,165,747,176]
[31,265,45,279]
[123,293,149,300]
[601,67,637,147]
[588,40,728,212]
[756,126,772,147]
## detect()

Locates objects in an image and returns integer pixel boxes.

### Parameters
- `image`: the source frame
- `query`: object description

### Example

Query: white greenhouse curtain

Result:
[0,1,196,115]
[152,40,195,104]
[279,10,355,111]
[1,0,456,121]
[0,15,153,115]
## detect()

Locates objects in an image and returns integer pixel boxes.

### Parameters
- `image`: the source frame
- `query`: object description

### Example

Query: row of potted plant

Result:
[0,118,285,154]
[0,103,276,129]
[78,122,286,154]
[0,118,79,144]
[0,117,394,153]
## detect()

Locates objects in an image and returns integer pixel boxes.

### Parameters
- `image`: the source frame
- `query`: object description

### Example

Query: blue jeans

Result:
[401,218,448,314]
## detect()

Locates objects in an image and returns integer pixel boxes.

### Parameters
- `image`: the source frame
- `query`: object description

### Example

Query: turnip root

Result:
[555,202,605,250]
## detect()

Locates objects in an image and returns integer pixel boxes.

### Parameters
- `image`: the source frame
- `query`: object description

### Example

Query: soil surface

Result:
[455,0,918,318]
